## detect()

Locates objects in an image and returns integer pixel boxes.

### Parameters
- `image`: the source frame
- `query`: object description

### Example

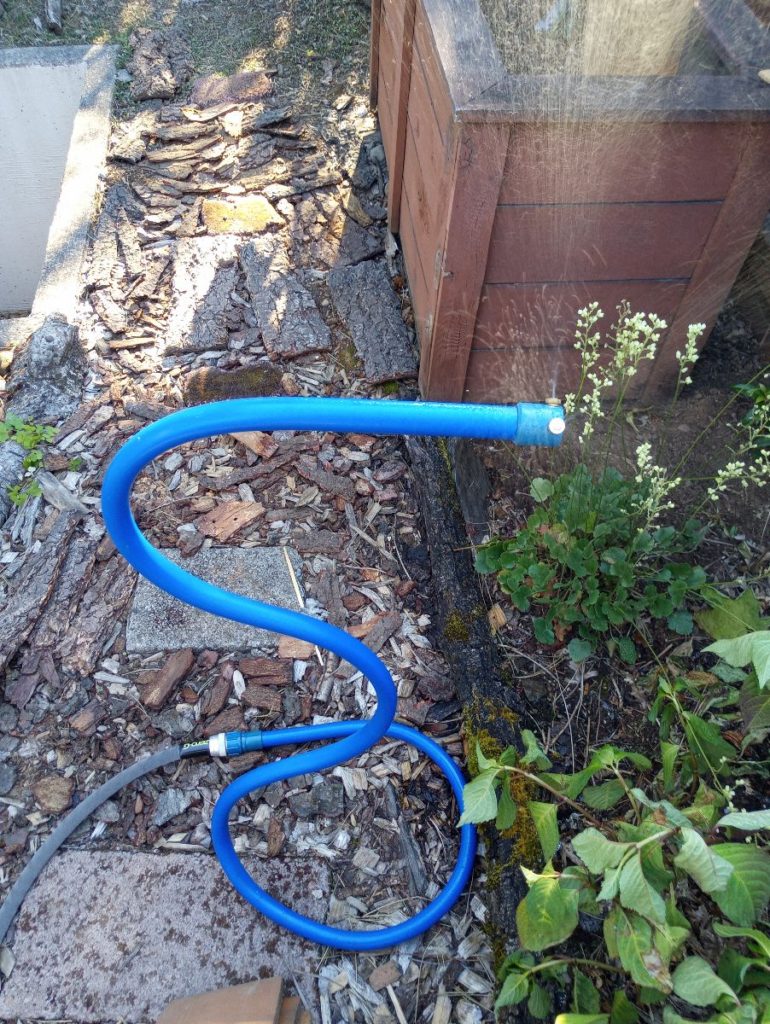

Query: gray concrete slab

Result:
[0,850,328,1022]
[125,546,303,654]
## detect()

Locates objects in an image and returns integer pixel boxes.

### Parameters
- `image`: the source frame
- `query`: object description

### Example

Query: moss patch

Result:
[443,609,470,644]
[183,364,283,405]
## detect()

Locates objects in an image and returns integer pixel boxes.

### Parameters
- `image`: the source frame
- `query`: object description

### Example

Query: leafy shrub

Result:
[0,413,57,506]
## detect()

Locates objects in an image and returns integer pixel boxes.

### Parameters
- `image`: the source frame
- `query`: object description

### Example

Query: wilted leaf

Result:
[520,729,553,770]
[496,781,518,831]
[713,921,770,959]
[673,828,733,894]
[704,632,770,689]
[604,907,672,992]
[619,853,667,923]
[529,800,559,862]
[573,829,630,874]
[696,589,766,640]
[582,779,627,810]
[716,809,770,831]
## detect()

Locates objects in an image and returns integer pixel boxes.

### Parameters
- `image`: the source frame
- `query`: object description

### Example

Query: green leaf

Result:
[604,907,672,992]
[619,853,667,924]
[668,610,694,635]
[495,968,531,1009]
[534,617,556,645]
[459,769,499,825]
[573,969,601,1013]
[704,632,770,689]
[496,782,518,831]
[475,741,497,772]
[528,801,559,862]
[610,991,639,1024]
[582,779,627,810]
[616,636,637,664]
[516,875,580,951]
[717,809,770,831]
[674,827,733,894]
[696,588,766,640]
[672,957,738,1008]
[740,673,770,739]
[556,1016,608,1024]
[568,638,594,662]
[661,741,679,792]
[528,982,553,1019]
[682,711,735,776]
[573,829,630,874]
[520,729,553,770]
[710,843,770,925]
[531,477,555,502]
[713,921,770,959]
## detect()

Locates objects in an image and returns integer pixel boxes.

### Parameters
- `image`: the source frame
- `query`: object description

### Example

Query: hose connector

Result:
[515,402,566,447]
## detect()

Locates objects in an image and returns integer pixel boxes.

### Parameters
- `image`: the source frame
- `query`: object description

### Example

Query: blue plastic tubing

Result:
[102,397,564,951]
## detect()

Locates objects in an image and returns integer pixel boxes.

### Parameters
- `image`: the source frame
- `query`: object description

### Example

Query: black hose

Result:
[0,744,183,944]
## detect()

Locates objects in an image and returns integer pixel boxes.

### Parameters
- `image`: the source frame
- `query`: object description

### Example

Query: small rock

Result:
[152,787,193,827]
[312,779,344,817]
[0,704,18,732]
[32,774,75,814]
[2,828,28,855]
[0,763,16,796]
[95,800,122,824]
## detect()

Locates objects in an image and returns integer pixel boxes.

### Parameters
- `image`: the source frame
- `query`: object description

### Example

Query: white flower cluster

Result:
[611,311,666,379]
[634,442,681,523]
[674,323,704,387]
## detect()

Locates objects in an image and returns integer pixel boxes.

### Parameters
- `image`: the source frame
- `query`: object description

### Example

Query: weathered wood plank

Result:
[472,280,688,351]
[698,0,770,72]
[644,122,770,396]
[420,121,510,401]
[460,74,770,123]
[419,0,506,107]
[385,0,417,231]
[486,201,721,284]
[499,122,743,204]
[399,183,435,347]
[369,0,382,108]
[376,7,400,169]
[411,1,453,145]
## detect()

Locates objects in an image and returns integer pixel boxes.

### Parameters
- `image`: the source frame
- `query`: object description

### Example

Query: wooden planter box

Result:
[370,0,770,402]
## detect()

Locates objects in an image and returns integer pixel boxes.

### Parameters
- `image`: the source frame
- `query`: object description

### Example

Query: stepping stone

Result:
[241,236,332,358]
[0,850,327,1023]
[165,236,241,353]
[328,260,417,384]
[125,546,303,654]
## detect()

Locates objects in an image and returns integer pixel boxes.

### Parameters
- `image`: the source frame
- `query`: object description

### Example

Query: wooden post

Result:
[419,122,510,402]
[643,122,770,397]
[369,0,382,109]
[386,0,417,233]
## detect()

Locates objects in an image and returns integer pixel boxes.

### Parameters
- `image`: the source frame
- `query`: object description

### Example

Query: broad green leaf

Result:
[674,828,733,894]
[616,636,637,664]
[568,638,594,663]
[629,790,690,827]
[582,779,627,810]
[520,729,553,770]
[604,907,672,992]
[672,957,738,1008]
[597,865,621,902]
[573,828,630,874]
[717,809,770,831]
[555,1016,608,1024]
[682,712,735,776]
[496,781,518,831]
[740,673,770,740]
[696,589,766,640]
[540,766,596,800]
[516,875,580,951]
[710,843,770,926]
[459,769,499,825]
[573,969,601,1013]
[662,1010,707,1024]
[619,853,666,924]
[655,922,691,963]
[682,781,726,831]
[713,921,770,959]
[713,660,747,683]
[528,982,553,1019]
[704,632,770,689]
[495,969,531,1009]
[528,801,559,862]
[531,477,554,502]
[717,947,761,992]
[661,741,679,792]
[610,991,639,1024]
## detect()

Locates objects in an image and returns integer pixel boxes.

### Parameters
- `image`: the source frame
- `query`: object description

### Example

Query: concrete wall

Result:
[0,62,86,314]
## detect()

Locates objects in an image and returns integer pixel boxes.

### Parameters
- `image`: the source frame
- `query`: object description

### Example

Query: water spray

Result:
[0,398,564,952]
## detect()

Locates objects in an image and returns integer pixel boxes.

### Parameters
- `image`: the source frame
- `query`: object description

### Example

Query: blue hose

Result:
[101,397,564,951]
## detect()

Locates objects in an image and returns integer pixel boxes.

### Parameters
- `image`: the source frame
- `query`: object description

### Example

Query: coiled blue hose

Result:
[101,397,564,951]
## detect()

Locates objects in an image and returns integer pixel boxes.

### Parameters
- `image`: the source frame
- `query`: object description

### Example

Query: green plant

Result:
[0,413,57,506]
[461,731,770,1022]
[476,467,706,663]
